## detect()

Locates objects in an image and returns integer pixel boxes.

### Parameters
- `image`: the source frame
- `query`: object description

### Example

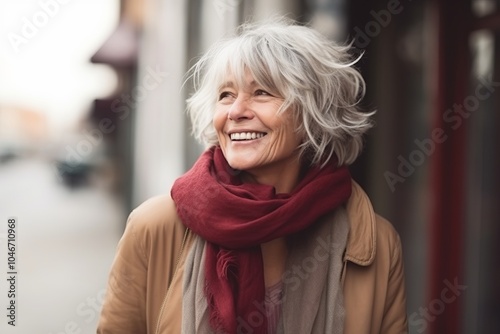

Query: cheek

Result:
[281,128,301,151]
[213,108,226,133]
[273,115,300,148]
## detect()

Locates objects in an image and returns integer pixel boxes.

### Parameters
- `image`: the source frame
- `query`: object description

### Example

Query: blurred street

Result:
[0,156,124,334]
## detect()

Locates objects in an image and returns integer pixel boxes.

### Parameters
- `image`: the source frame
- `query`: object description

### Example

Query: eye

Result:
[255,89,271,96]
[218,91,232,101]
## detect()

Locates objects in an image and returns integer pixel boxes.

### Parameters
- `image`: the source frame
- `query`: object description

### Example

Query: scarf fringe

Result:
[217,249,238,279]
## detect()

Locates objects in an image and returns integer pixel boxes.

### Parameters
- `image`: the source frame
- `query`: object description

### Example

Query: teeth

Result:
[230,132,266,141]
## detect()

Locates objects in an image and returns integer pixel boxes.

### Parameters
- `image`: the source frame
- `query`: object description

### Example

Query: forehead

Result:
[218,70,259,89]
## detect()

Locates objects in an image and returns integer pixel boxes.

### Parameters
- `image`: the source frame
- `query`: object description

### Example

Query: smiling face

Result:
[213,71,303,192]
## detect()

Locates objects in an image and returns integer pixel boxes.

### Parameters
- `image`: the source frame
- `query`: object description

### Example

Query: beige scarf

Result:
[182,207,349,334]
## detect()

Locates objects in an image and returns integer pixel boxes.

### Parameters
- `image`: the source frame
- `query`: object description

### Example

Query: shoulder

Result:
[129,194,176,227]
[343,187,408,333]
[374,214,401,243]
[123,194,186,256]
[374,214,403,263]
[345,181,403,266]
[128,194,179,230]
[98,195,186,333]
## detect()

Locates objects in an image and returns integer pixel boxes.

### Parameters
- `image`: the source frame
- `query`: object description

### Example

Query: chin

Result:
[224,155,258,172]
[226,160,252,171]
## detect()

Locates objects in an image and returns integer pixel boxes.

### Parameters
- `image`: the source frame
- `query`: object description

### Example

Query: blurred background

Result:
[0,0,498,333]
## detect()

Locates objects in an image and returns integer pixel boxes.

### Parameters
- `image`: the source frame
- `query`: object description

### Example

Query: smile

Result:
[230,132,267,141]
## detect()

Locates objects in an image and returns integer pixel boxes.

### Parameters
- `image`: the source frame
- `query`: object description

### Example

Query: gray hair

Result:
[186,19,374,166]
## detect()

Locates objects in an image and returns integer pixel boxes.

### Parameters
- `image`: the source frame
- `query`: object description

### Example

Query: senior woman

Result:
[97,20,408,334]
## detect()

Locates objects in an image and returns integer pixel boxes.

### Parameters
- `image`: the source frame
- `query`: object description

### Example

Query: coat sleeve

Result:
[97,210,149,334]
[380,232,409,333]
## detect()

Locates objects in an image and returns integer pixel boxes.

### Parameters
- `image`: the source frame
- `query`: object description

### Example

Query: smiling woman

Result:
[98,18,408,334]
[213,72,301,193]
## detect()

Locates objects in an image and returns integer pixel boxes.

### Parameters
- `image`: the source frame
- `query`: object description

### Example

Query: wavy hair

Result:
[186,18,374,166]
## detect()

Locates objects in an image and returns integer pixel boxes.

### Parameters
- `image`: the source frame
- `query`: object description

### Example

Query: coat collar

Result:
[344,181,377,266]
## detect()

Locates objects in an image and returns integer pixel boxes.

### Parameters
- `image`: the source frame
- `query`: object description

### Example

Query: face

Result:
[213,71,302,181]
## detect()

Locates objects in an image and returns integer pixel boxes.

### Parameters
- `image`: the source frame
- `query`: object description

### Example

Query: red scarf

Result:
[171,146,351,334]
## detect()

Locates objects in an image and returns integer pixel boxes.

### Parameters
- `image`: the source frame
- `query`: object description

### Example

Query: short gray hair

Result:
[186,19,374,166]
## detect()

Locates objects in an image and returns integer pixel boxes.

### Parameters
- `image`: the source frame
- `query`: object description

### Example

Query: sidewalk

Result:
[0,157,125,334]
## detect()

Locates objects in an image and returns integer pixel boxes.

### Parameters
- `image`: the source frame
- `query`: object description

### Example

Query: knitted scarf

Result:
[171,146,351,334]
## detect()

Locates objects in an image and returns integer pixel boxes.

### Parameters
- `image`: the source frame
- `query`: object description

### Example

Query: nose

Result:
[227,95,254,121]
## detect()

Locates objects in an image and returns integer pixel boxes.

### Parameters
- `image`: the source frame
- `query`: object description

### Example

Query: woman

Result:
[97,19,408,334]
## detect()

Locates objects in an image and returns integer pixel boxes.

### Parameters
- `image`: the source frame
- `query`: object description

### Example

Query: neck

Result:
[241,155,302,194]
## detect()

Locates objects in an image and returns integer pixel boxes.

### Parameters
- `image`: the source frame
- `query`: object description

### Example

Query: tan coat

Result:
[97,182,408,333]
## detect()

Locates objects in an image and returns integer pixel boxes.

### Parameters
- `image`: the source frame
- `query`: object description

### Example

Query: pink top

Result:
[265,281,284,334]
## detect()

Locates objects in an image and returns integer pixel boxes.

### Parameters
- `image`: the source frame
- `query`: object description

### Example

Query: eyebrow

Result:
[218,80,258,91]
[218,81,235,90]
